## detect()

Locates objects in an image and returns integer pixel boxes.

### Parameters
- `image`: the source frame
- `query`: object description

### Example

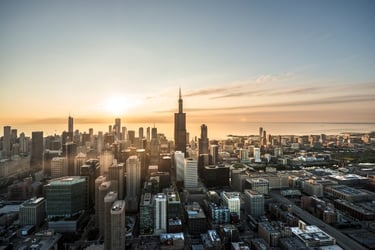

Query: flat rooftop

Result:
[222,192,240,199]
[329,185,368,196]
[49,176,85,185]
[23,197,45,206]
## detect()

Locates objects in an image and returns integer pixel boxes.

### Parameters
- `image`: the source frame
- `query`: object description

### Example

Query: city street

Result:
[270,191,367,250]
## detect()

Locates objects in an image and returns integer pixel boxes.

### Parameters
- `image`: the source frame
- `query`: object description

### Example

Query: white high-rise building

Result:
[254,147,261,163]
[19,132,29,155]
[100,151,114,175]
[126,156,141,199]
[184,158,198,188]
[154,193,167,234]
[221,191,241,217]
[74,152,87,176]
[174,151,185,182]
[50,157,68,178]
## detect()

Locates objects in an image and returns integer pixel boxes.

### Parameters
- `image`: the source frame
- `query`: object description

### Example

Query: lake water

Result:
[3,122,375,140]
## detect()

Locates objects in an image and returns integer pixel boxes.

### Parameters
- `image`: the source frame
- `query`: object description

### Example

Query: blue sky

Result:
[0,0,374,126]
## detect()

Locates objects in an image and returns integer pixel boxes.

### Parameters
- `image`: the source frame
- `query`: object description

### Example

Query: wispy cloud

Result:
[181,72,295,98]
[211,86,320,99]
[157,93,374,113]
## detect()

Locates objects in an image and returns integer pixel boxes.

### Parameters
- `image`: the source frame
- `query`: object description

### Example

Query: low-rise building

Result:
[290,221,336,247]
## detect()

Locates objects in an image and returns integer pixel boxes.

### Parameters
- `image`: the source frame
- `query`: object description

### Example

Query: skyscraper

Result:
[31,131,43,168]
[115,118,121,140]
[139,127,144,139]
[74,152,87,176]
[210,145,219,165]
[140,192,154,235]
[98,181,112,236]
[254,147,261,163]
[110,200,126,250]
[19,197,46,226]
[10,129,17,155]
[104,191,118,250]
[244,189,264,217]
[99,150,114,175]
[108,162,124,199]
[19,132,28,156]
[45,176,86,218]
[154,193,167,235]
[174,151,185,183]
[68,115,73,133]
[97,131,104,153]
[50,157,68,178]
[184,158,198,188]
[95,176,107,227]
[80,159,100,209]
[63,141,77,176]
[146,127,151,141]
[126,156,141,199]
[174,88,186,155]
[221,191,241,217]
[3,126,11,158]
[198,124,209,155]
[150,127,160,165]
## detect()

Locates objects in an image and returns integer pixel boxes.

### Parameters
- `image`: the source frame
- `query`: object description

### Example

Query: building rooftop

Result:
[185,203,206,219]
[22,197,45,206]
[48,176,85,185]
[329,185,368,196]
[104,191,118,202]
[111,200,125,212]
[329,174,367,181]
[167,192,180,202]
[247,177,269,183]
[155,193,167,200]
[160,232,184,241]
[141,193,153,206]
[335,199,375,215]
[168,218,182,225]
[244,189,263,196]
[222,192,240,200]
[291,224,335,246]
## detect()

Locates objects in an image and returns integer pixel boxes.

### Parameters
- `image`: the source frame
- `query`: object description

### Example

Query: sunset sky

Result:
[1,1,374,136]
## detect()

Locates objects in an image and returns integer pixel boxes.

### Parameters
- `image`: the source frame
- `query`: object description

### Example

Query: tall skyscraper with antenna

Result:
[174,88,186,155]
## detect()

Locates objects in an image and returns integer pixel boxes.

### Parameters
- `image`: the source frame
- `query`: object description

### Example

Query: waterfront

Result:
[2,121,374,140]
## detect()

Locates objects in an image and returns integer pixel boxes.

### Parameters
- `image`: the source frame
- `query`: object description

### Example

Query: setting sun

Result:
[99,95,143,116]
[101,96,128,116]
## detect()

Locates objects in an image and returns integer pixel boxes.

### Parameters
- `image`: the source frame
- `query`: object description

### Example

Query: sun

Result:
[100,95,142,116]
[103,96,127,115]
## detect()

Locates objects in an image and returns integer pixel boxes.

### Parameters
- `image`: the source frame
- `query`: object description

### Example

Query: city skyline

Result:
[1,1,375,135]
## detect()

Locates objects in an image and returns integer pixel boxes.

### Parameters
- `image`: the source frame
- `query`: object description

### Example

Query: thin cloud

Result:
[184,85,244,97]
[212,86,320,99]
[156,94,374,113]
[181,72,295,98]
